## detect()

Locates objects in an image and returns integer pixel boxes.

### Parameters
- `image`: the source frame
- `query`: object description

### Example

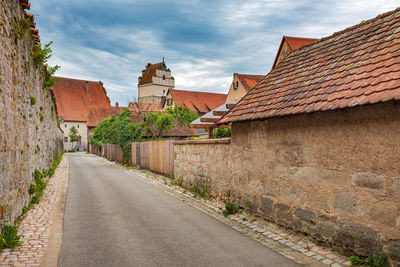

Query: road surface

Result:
[58,153,299,267]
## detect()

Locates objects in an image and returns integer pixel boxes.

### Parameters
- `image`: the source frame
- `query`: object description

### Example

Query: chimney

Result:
[115,102,119,115]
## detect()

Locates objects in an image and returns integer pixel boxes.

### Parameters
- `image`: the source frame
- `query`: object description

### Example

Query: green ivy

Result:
[30,96,36,105]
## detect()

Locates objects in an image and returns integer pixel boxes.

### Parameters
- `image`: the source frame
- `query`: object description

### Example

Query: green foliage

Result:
[350,253,387,267]
[43,65,60,90]
[68,149,76,153]
[22,206,29,214]
[213,127,231,138]
[32,41,60,90]
[35,125,39,131]
[39,106,43,111]
[30,96,36,105]
[39,113,44,121]
[0,225,23,250]
[145,111,174,137]
[36,144,40,152]
[167,105,199,126]
[11,18,31,39]
[222,190,240,217]
[364,253,387,267]
[33,42,53,67]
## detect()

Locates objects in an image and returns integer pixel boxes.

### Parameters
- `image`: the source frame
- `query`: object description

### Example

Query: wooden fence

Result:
[88,143,125,164]
[131,139,175,177]
[89,139,175,176]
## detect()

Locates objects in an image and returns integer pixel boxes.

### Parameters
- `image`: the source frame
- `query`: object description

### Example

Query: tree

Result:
[69,126,79,149]
[167,105,199,126]
[154,112,174,136]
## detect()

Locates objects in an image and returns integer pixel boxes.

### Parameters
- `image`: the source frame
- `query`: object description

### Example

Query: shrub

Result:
[32,42,53,67]
[22,206,29,214]
[349,253,387,267]
[68,149,76,153]
[11,18,31,39]
[30,96,36,105]
[213,127,231,138]
[39,113,44,121]
[222,190,240,217]
[0,225,23,249]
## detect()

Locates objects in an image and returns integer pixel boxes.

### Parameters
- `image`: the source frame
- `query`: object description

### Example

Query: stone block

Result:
[249,180,263,194]
[309,191,329,210]
[388,239,400,263]
[275,203,294,227]
[393,178,400,197]
[352,172,386,195]
[290,166,318,184]
[364,202,398,227]
[333,193,358,215]
[295,207,317,234]
[280,187,305,203]
[334,221,383,256]
[260,196,275,218]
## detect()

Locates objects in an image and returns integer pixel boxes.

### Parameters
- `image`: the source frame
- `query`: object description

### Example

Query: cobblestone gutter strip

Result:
[0,157,68,267]
[99,159,351,267]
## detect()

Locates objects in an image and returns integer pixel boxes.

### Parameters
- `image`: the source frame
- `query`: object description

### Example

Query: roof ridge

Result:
[284,36,319,41]
[171,88,227,95]
[54,76,101,84]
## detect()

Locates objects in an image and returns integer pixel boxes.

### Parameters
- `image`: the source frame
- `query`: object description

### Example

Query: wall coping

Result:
[174,138,231,145]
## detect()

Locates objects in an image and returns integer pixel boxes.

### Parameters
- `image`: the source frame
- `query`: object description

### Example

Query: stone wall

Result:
[0,1,63,224]
[174,102,400,262]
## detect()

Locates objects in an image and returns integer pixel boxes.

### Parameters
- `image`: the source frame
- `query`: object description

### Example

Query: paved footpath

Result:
[58,153,300,267]
[0,157,68,267]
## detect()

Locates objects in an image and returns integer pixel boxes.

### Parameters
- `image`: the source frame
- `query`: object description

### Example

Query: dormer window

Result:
[233,81,238,90]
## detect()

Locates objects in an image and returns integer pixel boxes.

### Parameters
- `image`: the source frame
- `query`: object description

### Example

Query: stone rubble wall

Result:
[0,1,63,224]
[174,102,400,263]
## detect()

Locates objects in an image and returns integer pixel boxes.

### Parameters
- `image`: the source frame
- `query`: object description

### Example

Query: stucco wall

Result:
[0,1,63,224]
[61,121,87,151]
[174,102,400,262]
[226,75,247,104]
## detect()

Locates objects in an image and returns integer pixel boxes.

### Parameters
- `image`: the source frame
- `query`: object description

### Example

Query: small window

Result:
[167,99,172,106]
[233,99,238,104]
[64,137,68,142]
[233,81,238,90]
[163,75,166,80]
[77,125,79,128]
[65,124,67,128]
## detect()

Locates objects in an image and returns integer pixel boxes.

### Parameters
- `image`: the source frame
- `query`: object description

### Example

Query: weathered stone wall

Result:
[174,102,400,262]
[0,1,63,224]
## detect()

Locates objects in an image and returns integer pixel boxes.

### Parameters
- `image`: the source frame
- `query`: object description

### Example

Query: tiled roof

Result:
[87,106,127,128]
[272,36,319,69]
[52,77,111,122]
[220,8,400,124]
[236,74,265,92]
[138,62,163,85]
[169,89,227,114]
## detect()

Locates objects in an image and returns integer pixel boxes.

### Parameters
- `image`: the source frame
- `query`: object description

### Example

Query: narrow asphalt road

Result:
[58,153,299,267]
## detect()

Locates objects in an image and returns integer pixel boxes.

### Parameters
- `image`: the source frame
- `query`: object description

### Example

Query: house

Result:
[52,77,124,151]
[217,8,400,260]
[225,73,264,105]
[138,61,175,104]
[163,88,227,116]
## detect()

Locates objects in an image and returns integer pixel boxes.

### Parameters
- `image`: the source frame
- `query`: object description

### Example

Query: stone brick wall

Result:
[174,102,400,262]
[0,1,63,224]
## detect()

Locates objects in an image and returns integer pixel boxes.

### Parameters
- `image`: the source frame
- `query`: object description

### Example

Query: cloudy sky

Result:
[31,0,398,106]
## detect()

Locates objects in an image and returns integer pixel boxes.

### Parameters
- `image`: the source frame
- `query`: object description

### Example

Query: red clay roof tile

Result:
[236,74,264,92]
[169,89,227,114]
[220,8,400,124]
[52,77,111,122]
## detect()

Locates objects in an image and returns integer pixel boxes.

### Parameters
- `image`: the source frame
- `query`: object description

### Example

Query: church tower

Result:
[138,60,175,104]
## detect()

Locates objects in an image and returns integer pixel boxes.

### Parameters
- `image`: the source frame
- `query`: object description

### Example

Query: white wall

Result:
[62,121,88,151]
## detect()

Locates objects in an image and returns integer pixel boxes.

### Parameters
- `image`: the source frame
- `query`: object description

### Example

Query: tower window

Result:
[163,75,166,80]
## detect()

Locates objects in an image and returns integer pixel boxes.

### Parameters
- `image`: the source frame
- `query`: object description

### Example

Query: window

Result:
[64,137,68,142]
[233,99,238,104]
[167,99,172,106]
[65,124,67,128]
[77,125,79,128]
[233,81,238,90]
[163,75,166,80]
